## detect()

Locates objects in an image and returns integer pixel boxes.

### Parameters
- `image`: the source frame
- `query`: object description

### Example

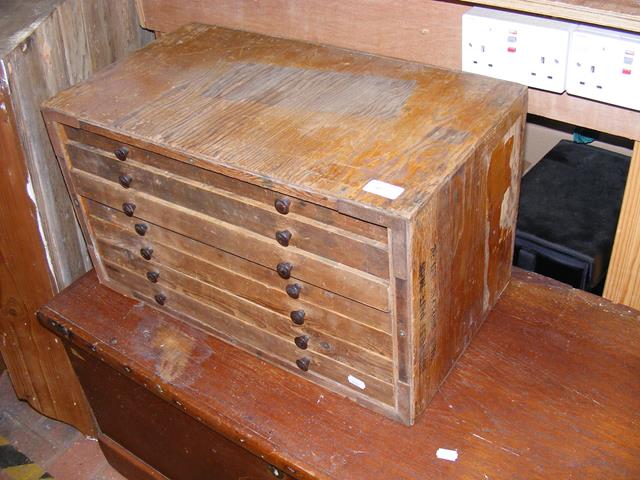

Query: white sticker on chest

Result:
[363,179,405,200]
[348,374,366,390]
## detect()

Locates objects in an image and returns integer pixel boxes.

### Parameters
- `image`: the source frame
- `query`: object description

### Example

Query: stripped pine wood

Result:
[44,24,526,423]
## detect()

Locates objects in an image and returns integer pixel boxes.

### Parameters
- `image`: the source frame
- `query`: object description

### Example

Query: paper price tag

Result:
[363,179,405,200]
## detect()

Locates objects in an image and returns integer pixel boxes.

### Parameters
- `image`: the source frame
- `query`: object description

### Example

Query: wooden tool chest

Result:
[43,23,527,424]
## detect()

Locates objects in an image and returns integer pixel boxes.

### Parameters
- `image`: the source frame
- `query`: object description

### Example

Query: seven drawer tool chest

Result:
[43,23,527,424]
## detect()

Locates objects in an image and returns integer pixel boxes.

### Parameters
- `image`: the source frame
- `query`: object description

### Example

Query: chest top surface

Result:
[44,23,526,217]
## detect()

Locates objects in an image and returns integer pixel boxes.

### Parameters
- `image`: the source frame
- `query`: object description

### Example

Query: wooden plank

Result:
[39,269,640,478]
[469,0,640,33]
[603,141,640,308]
[137,0,469,69]
[0,63,95,435]
[529,89,640,141]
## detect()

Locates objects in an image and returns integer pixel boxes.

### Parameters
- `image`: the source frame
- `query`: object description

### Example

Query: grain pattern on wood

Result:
[0,67,94,435]
[604,141,640,308]
[0,0,151,431]
[85,199,392,334]
[67,141,390,278]
[39,269,640,479]
[90,216,393,357]
[44,25,526,423]
[44,24,526,217]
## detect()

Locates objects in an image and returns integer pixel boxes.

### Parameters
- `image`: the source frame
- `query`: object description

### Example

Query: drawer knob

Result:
[146,271,160,283]
[114,146,129,161]
[276,262,293,279]
[290,310,305,325]
[296,357,310,371]
[286,283,301,299]
[134,223,148,236]
[118,174,133,188]
[275,230,292,247]
[274,198,290,215]
[122,202,136,216]
[294,335,309,350]
[140,247,153,260]
[154,293,166,305]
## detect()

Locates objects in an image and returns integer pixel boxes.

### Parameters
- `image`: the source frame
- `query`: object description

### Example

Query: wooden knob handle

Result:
[114,146,129,161]
[296,357,310,371]
[276,262,293,279]
[154,293,166,305]
[294,335,309,350]
[286,283,301,299]
[118,174,133,188]
[274,198,290,215]
[146,271,160,283]
[122,202,136,216]
[275,230,292,247]
[134,223,148,236]
[140,247,153,260]
[290,310,305,325]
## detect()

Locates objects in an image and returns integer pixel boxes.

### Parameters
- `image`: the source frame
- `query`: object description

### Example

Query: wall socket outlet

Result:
[462,7,575,93]
[566,25,640,111]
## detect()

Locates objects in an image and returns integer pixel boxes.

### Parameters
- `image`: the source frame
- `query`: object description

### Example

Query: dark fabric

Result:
[515,140,630,290]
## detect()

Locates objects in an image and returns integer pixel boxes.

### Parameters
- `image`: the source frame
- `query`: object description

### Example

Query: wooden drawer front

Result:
[83,200,395,404]
[67,147,391,312]
[85,200,391,334]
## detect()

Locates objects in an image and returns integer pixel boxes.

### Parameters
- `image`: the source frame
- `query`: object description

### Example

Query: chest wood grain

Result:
[43,23,527,424]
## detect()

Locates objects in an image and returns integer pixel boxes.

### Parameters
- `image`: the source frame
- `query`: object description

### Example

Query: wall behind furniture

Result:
[0,0,153,432]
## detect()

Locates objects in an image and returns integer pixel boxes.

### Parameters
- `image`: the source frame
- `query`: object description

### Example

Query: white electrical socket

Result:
[462,7,575,93]
[566,26,640,111]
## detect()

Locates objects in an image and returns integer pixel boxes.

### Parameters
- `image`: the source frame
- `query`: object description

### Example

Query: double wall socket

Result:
[566,25,640,111]
[462,7,575,93]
